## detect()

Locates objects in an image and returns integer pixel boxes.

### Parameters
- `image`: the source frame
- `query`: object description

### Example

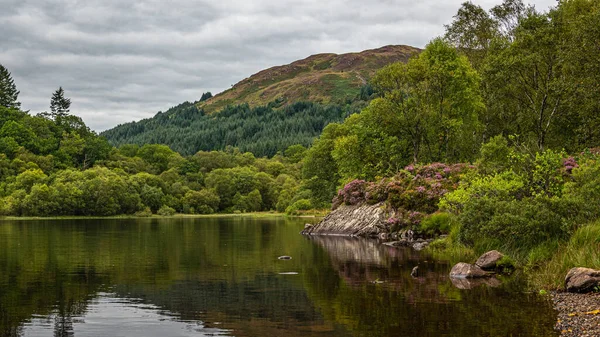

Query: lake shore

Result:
[0,211,327,221]
[552,291,600,337]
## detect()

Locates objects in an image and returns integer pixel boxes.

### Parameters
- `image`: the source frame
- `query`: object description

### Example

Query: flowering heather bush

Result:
[332,179,367,209]
[563,156,578,174]
[387,163,471,213]
[332,163,472,221]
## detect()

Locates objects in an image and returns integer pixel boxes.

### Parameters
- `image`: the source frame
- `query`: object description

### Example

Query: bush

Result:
[285,199,312,215]
[157,205,176,216]
[134,207,153,217]
[419,212,453,236]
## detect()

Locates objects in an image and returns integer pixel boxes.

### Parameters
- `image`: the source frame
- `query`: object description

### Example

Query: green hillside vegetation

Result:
[101,45,419,157]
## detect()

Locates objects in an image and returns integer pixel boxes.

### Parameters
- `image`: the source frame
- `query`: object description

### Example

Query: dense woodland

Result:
[101,98,367,157]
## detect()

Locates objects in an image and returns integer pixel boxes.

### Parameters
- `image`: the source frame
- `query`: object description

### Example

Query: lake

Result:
[0,217,557,336]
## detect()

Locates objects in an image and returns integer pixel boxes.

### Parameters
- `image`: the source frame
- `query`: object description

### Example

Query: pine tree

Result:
[50,87,71,118]
[0,64,21,109]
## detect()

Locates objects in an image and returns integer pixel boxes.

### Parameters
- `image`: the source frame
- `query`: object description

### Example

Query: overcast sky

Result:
[1,0,557,131]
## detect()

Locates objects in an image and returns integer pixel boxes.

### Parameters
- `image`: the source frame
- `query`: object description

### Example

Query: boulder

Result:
[412,242,429,251]
[475,250,504,270]
[565,267,600,293]
[449,262,490,279]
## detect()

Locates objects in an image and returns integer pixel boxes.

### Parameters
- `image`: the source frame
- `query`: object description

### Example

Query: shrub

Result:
[285,198,312,215]
[157,205,176,216]
[134,207,153,217]
[419,212,453,236]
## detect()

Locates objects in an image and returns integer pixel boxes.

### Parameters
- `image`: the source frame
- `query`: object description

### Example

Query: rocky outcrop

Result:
[565,267,600,293]
[301,203,388,237]
[449,262,490,279]
[475,250,504,270]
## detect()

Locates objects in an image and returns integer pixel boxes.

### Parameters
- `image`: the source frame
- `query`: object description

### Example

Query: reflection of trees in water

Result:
[0,217,332,336]
[303,235,559,337]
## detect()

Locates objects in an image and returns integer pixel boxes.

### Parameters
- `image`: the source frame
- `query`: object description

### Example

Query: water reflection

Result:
[21,293,230,337]
[0,217,558,337]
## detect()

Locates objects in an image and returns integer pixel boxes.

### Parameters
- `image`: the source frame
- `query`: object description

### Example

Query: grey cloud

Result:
[0,0,557,131]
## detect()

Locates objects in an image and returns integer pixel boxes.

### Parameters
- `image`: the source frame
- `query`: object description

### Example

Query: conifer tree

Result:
[50,87,71,118]
[0,64,21,109]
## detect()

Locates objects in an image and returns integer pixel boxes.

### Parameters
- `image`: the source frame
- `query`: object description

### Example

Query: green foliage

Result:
[101,101,357,158]
[0,64,20,109]
[419,212,454,236]
[285,199,312,215]
[50,87,71,117]
[477,135,511,174]
[157,205,176,216]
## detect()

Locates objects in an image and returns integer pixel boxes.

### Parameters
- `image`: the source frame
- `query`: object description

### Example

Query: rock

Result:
[382,240,410,247]
[304,224,313,230]
[378,232,388,240]
[301,202,388,237]
[411,266,419,278]
[565,267,600,293]
[475,250,504,270]
[278,256,292,260]
[449,262,490,279]
[412,242,429,251]
[451,277,502,289]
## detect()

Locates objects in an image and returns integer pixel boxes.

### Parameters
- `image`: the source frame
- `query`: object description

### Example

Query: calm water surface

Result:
[0,217,558,336]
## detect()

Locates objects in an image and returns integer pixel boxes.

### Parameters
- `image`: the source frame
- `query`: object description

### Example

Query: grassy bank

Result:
[426,219,600,290]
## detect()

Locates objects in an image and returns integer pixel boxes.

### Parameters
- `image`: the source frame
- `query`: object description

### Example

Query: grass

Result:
[530,221,600,290]
[428,218,600,290]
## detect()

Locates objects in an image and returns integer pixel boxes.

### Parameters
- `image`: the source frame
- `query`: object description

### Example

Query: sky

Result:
[0,0,557,131]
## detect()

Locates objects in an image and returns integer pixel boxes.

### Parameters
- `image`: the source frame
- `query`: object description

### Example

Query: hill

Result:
[199,45,420,113]
[101,45,421,157]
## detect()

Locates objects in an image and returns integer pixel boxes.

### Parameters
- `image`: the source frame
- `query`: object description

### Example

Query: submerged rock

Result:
[475,250,504,270]
[449,262,490,279]
[565,267,600,293]
[451,277,502,289]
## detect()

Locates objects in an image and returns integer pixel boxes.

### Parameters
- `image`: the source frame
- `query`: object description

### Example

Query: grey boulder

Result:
[475,250,504,270]
[565,267,600,293]
[450,262,490,279]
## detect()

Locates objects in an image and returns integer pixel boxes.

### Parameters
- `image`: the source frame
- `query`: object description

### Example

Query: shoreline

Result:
[0,212,327,221]
[552,291,600,337]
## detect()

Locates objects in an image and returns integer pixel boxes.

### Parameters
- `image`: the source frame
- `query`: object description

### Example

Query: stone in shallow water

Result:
[565,267,600,293]
[278,256,292,260]
[451,277,501,289]
[449,262,490,279]
[475,250,504,270]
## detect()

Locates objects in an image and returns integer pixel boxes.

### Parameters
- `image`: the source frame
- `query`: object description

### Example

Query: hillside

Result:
[199,45,420,113]
[101,45,421,157]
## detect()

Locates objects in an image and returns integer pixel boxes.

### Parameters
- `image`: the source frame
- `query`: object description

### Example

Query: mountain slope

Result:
[199,45,420,113]
[102,45,421,157]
